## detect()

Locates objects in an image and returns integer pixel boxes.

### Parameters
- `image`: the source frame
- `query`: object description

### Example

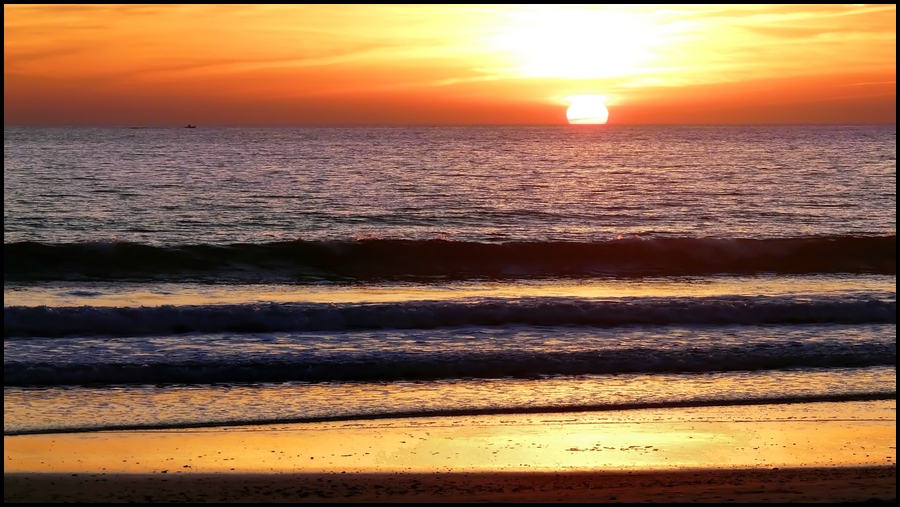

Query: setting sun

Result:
[566,95,609,124]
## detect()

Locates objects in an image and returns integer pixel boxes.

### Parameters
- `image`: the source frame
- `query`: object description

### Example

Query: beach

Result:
[5,400,896,502]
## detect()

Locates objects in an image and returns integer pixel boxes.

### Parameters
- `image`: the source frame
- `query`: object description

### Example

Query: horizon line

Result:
[4,122,897,128]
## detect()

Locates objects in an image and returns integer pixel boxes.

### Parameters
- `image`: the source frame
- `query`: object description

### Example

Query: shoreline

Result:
[6,392,894,437]
[5,466,896,502]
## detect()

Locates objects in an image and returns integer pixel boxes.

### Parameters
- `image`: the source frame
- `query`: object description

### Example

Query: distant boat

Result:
[184,124,196,128]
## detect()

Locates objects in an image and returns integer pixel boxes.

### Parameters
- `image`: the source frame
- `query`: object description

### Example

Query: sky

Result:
[4,4,896,125]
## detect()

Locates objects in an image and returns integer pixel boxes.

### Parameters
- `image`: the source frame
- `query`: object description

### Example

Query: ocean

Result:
[3,125,896,436]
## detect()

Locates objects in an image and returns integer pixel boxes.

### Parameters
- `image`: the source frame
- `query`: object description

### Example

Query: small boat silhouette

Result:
[184,124,196,128]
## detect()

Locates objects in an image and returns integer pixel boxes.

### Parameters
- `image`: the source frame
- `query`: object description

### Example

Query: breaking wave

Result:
[4,235,895,282]
[4,339,895,386]
[4,296,895,338]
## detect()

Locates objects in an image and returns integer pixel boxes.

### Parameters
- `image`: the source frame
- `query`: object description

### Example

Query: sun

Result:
[566,95,609,124]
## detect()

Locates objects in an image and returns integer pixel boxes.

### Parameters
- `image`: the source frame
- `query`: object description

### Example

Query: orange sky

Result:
[4,4,896,125]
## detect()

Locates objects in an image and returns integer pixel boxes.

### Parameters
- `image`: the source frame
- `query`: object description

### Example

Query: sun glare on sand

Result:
[566,95,609,124]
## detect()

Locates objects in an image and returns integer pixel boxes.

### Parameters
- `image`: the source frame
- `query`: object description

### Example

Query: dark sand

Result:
[4,466,896,502]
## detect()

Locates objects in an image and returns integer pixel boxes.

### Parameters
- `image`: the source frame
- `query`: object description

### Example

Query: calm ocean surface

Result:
[3,125,896,435]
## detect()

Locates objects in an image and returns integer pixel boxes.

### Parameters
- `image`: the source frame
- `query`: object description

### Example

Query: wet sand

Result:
[4,400,896,502]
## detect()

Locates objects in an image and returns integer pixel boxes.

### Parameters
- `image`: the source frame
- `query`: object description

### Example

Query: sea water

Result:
[3,125,895,435]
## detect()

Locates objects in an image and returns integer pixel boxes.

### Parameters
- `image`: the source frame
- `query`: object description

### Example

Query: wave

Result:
[5,392,895,436]
[5,340,895,386]
[4,235,895,282]
[4,296,895,338]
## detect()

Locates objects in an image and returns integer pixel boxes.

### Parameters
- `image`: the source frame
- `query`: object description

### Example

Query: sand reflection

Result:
[5,400,895,474]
